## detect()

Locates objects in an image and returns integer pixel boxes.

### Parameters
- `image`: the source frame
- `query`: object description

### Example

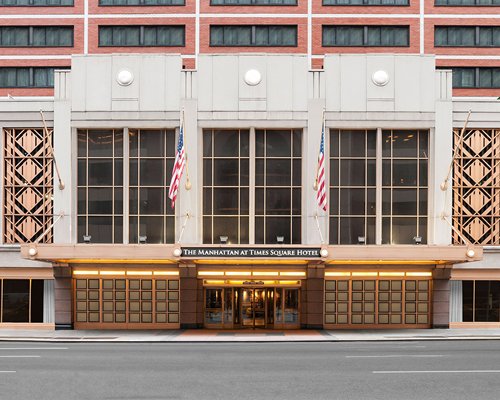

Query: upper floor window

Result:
[99,0,184,5]
[211,0,296,4]
[435,26,500,47]
[0,26,73,47]
[446,67,500,88]
[435,0,500,5]
[98,25,185,47]
[0,67,57,88]
[323,0,408,4]
[322,26,409,47]
[0,0,73,5]
[210,25,297,47]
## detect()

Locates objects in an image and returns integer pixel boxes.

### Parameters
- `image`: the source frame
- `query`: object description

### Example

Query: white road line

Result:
[0,348,68,350]
[373,370,500,374]
[0,371,16,373]
[347,355,444,358]
[0,356,40,358]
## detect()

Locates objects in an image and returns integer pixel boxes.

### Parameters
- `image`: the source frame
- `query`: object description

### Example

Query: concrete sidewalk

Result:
[1,328,500,342]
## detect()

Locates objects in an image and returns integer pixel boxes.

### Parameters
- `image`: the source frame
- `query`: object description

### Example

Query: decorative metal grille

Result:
[3,128,53,243]
[452,128,500,245]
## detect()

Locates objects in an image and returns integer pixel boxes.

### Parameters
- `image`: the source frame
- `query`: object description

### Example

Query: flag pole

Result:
[313,109,326,191]
[40,110,65,190]
[182,108,192,191]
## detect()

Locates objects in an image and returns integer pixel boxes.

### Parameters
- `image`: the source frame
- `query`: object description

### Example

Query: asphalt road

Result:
[1,340,500,400]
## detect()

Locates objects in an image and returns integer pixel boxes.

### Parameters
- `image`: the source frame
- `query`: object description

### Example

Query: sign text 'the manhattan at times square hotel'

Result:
[181,248,321,258]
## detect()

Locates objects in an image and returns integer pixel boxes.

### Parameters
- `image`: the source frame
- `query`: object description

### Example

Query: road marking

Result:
[0,371,16,373]
[373,370,500,374]
[0,348,68,350]
[0,355,41,358]
[347,355,443,358]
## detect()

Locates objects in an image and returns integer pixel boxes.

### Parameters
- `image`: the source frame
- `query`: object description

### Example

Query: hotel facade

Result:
[0,1,499,330]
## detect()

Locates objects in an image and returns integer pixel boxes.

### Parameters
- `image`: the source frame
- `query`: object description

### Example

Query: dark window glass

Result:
[446,67,500,88]
[323,25,409,47]
[2,280,30,322]
[211,0,296,4]
[0,0,73,4]
[210,25,297,47]
[462,281,474,322]
[435,26,500,47]
[474,281,500,322]
[30,280,44,323]
[100,0,184,4]
[0,26,72,47]
[0,67,58,88]
[436,0,500,4]
[323,0,408,3]
[99,25,185,47]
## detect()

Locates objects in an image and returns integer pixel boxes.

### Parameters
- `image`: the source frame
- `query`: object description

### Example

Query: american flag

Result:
[316,124,327,212]
[168,122,186,209]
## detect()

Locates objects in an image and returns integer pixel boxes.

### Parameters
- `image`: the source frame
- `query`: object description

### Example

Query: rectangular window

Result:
[211,0,297,4]
[0,26,73,47]
[203,129,250,245]
[0,0,73,5]
[0,67,57,88]
[99,0,184,4]
[435,26,500,47]
[323,0,408,4]
[1,279,44,323]
[77,130,124,244]
[329,130,377,245]
[98,25,185,47]
[210,25,297,47]
[382,130,428,244]
[435,0,500,5]
[255,129,302,244]
[463,281,500,322]
[323,25,409,47]
[129,129,176,244]
[444,67,500,88]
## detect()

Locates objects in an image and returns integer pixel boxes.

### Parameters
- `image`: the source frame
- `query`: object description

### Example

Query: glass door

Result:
[241,288,254,328]
[205,288,223,327]
[240,288,267,329]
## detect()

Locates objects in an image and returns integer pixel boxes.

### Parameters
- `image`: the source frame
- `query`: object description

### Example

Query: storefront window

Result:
[1,279,44,323]
[463,280,500,322]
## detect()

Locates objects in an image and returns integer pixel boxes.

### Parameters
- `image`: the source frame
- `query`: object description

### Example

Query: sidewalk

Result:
[1,328,500,342]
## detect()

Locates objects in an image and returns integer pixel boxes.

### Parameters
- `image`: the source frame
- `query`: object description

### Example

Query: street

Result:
[0,340,500,399]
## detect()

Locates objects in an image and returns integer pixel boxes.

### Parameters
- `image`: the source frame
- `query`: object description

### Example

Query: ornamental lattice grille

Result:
[452,128,500,245]
[3,128,53,243]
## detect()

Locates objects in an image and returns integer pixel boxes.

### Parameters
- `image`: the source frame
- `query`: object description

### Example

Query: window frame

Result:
[209,25,298,47]
[441,67,500,88]
[0,0,73,6]
[210,0,297,5]
[434,26,500,48]
[98,0,185,6]
[322,25,410,47]
[435,0,500,6]
[0,67,60,88]
[322,0,409,5]
[98,25,186,47]
[0,26,74,48]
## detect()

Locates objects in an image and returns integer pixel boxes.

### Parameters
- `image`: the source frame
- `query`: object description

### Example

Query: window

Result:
[382,130,428,245]
[210,25,297,47]
[129,129,176,244]
[329,129,428,245]
[323,26,409,47]
[211,0,297,4]
[77,129,177,244]
[444,67,500,88]
[0,26,73,47]
[202,129,301,245]
[0,67,57,88]
[329,130,377,245]
[0,0,73,5]
[98,25,185,47]
[435,0,500,5]
[463,281,500,322]
[99,0,184,4]
[323,0,408,4]
[1,279,44,323]
[435,26,500,47]
[78,130,124,244]
[203,129,250,245]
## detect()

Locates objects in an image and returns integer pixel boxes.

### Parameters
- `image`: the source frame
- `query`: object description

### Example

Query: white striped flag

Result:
[168,119,186,209]
[316,122,327,212]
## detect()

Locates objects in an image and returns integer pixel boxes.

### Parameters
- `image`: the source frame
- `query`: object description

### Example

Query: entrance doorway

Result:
[204,286,300,329]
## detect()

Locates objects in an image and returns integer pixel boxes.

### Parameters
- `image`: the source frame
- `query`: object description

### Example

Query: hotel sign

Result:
[181,247,322,258]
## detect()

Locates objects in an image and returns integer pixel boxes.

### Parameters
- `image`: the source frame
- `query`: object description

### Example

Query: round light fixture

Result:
[28,247,38,257]
[244,69,262,86]
[466,249,475,258]
[116,70,134,86]
[372,70,390,87]
[320,249,329,258]
[173,248,182,257]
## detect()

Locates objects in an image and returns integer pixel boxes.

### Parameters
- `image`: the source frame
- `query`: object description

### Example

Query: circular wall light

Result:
[466,249,475,258]
[372,70,390,87]
[28,247,38,257]
[244,69,262,86]
[173,248,182,257]
[116,70,134,86]
[320,249,329,258]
